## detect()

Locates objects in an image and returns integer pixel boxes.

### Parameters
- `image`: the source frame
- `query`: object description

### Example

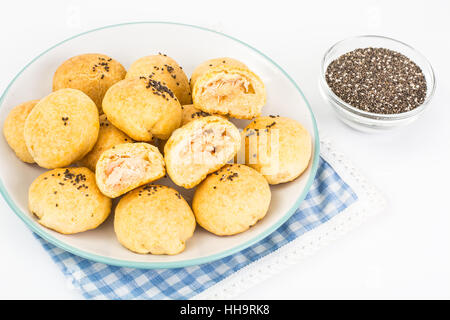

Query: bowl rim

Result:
[320,34,436,120]
[0,21,320,269]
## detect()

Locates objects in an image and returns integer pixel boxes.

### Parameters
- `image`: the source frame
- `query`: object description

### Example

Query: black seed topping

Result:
[191,111,211,118]
[142,77,175,99]
[62,116,69,126]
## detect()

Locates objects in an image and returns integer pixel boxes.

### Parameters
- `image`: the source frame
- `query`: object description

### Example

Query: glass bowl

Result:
[319,35,436,132]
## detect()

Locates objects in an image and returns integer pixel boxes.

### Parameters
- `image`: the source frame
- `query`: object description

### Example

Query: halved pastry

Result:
[164,116,241,189]
[191,58,266,119]
[96,143,165,198]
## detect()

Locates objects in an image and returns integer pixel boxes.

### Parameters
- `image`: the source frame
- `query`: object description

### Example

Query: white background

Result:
[0,0,449,299]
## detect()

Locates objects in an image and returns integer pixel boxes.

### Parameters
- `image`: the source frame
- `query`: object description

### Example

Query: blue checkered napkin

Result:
[35,157,357,299]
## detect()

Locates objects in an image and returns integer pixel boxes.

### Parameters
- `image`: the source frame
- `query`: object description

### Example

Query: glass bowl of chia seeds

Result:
[319,35,435,132]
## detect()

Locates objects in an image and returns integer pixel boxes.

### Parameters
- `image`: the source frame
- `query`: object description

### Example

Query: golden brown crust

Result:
[114,185,196,255]
[3,100,39,163]
[193,164,271,236]
[53,53,126,113]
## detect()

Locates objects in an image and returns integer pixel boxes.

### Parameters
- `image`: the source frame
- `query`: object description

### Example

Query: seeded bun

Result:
[3,100,39,163]
[28,167,112,234]
[164,116,241,189]
[96,142,165,198]
[102,77,182,141]
[114,185,196,255]
[193,164,271,236]
[78,114,132,171]
[53,53,126,113]
[24,89,99,169]
[126,54,191,105]
[243,116,312,184]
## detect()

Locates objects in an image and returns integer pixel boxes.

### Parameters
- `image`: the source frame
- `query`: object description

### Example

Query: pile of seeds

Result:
[325,47,427,114]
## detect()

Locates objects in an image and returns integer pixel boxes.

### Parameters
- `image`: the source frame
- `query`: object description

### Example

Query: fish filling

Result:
[200,72,255,104]
[104,155,151,190]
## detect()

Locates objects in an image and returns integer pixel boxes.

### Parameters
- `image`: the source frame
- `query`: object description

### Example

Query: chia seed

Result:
[325,47,427,114]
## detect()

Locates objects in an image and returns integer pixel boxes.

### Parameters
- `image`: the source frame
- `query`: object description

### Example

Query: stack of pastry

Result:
[3,52,312,255]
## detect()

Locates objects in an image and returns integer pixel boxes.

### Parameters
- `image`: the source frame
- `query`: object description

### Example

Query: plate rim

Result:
[0,21,320,269]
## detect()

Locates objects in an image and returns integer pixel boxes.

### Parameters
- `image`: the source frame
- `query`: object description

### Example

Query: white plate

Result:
[0,22,319,269]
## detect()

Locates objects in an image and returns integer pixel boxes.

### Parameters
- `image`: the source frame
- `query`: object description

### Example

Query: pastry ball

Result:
[164,116,241,189]
[102,77,182,141]
[3,100,39,163]
[126,54,191,105]
[96,142,165,198]
[24,89,99,169]
[191,57,266,119]
[28,167,112,234]
[53,53,126,113]
[193,164,271,236]
[114,185,196,255]
[78,114,131,171]
[243,116,312,184]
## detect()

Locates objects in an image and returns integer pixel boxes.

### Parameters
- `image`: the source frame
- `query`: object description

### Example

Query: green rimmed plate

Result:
[0,22,319,269]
